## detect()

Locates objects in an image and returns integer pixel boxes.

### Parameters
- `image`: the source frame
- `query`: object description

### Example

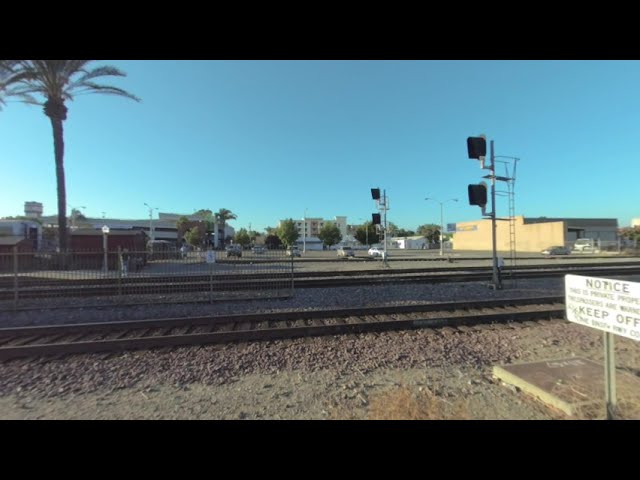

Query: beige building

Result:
[452,216,619,253]
[280,216,348,238]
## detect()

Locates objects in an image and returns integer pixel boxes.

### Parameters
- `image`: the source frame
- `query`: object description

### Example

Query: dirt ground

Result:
[2,320,639,420]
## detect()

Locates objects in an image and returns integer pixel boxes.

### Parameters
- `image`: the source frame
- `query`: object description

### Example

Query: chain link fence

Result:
[0,247,294,310]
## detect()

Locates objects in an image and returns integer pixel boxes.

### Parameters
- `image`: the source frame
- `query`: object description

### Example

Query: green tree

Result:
[264,234,282,249]
[176,216,191,243]
[248,230,260,242]
[318,222,342,248]
[619,226,640,243]
[2,60,140,252]
[417,224,441,244]
[234,228,251,247]
[70,208,86,221]
[277,219,299,247]
[395,228,415,237]
[185,227,204,247]
[354,222,379,246]
[69,208,89,228]
[214,208,237,247]
[194,209,215,245]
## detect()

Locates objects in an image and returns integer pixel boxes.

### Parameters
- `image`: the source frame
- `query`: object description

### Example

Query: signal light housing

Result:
[468,184,488,207]
[467,136,487,160]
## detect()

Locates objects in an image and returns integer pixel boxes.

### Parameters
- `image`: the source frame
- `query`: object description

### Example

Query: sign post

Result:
[206,249,215,303]
[565,274,640,419]
[604,331,616,419]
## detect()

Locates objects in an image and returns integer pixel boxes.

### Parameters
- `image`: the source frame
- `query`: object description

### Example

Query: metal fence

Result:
[0,247,294,309]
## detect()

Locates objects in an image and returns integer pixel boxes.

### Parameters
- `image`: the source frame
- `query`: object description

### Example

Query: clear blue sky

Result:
[2,60,639,232]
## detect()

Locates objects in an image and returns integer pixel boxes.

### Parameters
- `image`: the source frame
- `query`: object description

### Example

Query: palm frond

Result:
[77,66,128,82]
[69,81,141,102]
[4,60,141,104]
[0,61,40,108]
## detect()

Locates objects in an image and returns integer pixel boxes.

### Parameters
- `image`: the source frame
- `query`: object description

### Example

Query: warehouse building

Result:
[452,216,618,253]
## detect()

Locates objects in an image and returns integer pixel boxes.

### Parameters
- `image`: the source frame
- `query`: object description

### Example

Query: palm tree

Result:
[2,60,140,251]
[214,208,237,248]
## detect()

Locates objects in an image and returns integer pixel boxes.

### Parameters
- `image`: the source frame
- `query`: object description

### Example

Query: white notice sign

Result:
[205,250,216,264]
[565,275,640,342]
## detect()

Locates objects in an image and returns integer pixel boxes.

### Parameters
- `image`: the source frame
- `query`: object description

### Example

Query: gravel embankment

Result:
[1,275,639,419]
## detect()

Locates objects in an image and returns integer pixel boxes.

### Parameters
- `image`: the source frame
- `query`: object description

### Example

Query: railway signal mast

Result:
[467,135,500,290]
[466,135,519,290]
[371,188,389,267]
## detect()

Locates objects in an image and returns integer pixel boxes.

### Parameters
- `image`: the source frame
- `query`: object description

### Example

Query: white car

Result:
[573,239,599,253]
[286,247,301,257]
[368,247,384,257]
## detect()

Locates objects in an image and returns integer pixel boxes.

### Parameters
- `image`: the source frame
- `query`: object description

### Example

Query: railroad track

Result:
[3,260,640,288]
[2,264,640,300]
[0,296,566,361]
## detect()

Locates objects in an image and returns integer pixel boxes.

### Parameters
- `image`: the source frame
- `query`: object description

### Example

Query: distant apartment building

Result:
[24,201,43,219]
[279,216,348,238]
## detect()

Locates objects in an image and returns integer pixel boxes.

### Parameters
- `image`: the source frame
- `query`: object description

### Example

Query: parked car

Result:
[226,245,242,258]
[252,246,266,254]
[337,246,355,258]
[573,238,599,253]
[368,247,384,257]
[541,245,571,255]
[286,246,301,257]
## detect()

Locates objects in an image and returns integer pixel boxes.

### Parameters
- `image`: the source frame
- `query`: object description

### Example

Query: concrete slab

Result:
[493,357,640,416]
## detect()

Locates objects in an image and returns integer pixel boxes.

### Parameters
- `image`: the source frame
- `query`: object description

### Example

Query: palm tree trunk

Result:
[50,115,67,252]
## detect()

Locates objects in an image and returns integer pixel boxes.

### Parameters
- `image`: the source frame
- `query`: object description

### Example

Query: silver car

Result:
[286,247,301,257]
[541,246,571,255]
[337,246,354,258]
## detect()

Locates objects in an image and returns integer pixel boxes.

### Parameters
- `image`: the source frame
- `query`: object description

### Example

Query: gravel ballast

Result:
[1,275,639,419]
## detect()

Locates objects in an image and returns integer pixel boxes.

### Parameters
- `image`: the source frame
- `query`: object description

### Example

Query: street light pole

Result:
[144,203,158,242]
[425,197,458,256]
[303,208,308,253]
[101,225,110,273]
